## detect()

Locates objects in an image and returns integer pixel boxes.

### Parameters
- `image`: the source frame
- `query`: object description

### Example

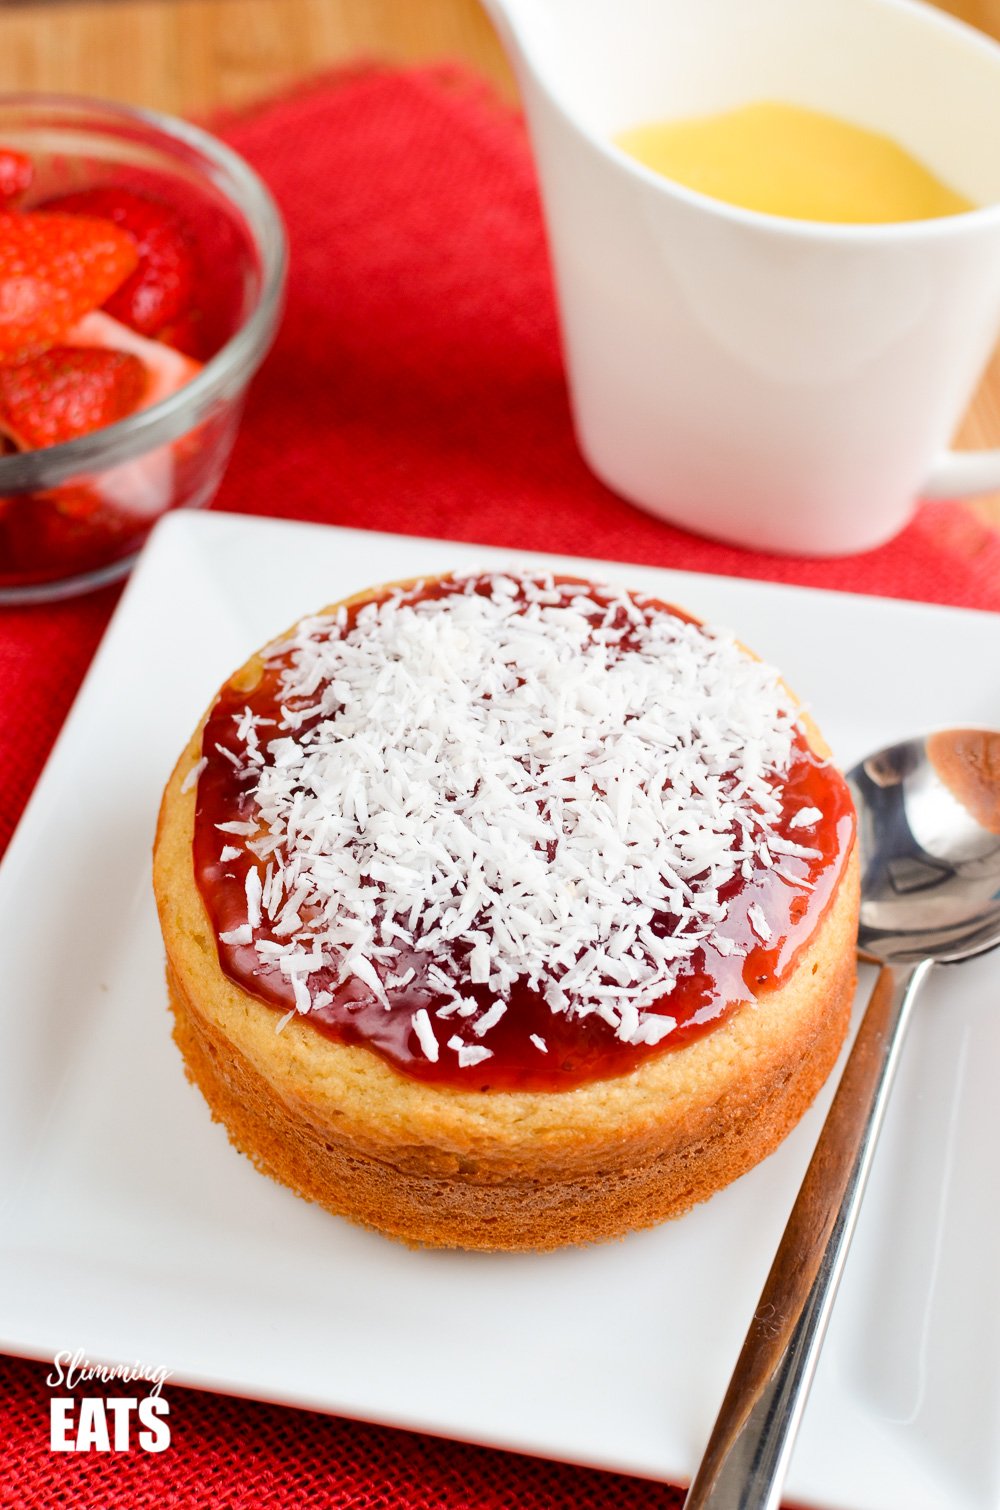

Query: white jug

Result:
[482,0,1000,556]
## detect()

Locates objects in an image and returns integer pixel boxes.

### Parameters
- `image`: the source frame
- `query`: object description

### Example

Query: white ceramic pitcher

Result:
[482,0,1000,556]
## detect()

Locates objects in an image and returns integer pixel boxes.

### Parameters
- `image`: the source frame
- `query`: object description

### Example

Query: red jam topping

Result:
[192,573,855,1091]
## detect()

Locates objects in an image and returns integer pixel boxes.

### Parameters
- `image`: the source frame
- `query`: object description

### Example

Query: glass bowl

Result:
[0,94,287,603]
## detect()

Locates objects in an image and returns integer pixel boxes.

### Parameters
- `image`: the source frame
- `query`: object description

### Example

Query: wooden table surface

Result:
[2,0,998,530]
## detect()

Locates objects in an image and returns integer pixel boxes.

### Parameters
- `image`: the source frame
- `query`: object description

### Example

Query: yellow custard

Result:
[615,101,974,224]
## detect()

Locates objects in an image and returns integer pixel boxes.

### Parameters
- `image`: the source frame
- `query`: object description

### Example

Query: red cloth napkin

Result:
[1,63,998,1506]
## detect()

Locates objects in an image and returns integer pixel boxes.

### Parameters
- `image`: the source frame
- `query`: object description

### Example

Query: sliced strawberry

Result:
[0,211,138,357]
[67,309,201,406]
[63,311,204,522]
[0,346,147,450]
[0,148,33,205]
[42,187,195,336]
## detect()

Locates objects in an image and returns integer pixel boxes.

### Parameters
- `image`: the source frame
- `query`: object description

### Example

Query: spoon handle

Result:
[682,956,933,1510]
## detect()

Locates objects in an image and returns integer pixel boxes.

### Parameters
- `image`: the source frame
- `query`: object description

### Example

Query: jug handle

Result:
[922,448,1000,499]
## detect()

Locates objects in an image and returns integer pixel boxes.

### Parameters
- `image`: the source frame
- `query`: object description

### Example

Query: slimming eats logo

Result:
[47,1349,172,1453]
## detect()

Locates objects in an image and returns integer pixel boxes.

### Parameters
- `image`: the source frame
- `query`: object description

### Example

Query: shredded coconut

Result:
[210,571,813,1064]
[447,1036,494,1068]
[411,1008,439,1062]
[220,924,253,946]
[181,756,207,794]
[747,903,772,943]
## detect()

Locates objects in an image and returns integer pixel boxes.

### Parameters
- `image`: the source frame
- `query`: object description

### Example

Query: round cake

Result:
[153,569,859,1251]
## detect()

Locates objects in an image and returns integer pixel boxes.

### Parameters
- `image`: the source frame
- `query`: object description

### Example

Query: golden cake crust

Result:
[153,580,860,1251]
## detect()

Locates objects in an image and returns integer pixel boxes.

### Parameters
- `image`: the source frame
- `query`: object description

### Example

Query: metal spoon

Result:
[683,728,1000,1510]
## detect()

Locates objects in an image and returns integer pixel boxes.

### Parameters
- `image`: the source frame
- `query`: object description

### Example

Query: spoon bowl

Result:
[850,729,1000,964]
[683,728,1000,1510]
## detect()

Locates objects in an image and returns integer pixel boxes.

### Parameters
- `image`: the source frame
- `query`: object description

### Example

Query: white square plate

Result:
[2,511,998,1510]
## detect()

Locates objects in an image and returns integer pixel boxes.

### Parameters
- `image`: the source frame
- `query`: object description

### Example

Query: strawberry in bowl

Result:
[41,186,198,338]
[0,96,286,601]
[0,146,33,204]
[0,206,201,465]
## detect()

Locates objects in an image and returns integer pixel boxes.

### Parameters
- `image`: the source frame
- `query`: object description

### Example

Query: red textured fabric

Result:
[0,64,997,1505]
[0,1353,684,1510]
